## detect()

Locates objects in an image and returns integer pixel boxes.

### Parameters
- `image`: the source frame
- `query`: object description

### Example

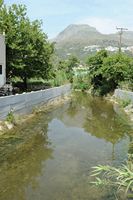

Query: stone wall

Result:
[0,84,71,119]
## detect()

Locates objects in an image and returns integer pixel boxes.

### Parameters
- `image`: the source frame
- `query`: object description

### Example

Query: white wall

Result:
[0,35,6,87]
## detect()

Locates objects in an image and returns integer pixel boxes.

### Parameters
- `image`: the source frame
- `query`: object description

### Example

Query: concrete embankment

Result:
[0,84,71,120]
[114,89,133,122]
[114,89,133,103]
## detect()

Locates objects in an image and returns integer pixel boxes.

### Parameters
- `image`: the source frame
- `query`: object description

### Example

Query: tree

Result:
[86,50,108,95]
[102,53,132,85]
[66,55,79,82]
[86,50,132,95]
[0,3,54,88]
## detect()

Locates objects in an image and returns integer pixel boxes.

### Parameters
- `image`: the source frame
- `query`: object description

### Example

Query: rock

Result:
[5,121,14,130]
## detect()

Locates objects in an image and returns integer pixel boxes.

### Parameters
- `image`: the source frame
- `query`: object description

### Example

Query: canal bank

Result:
[111,89,133,122]
[0,84,71,133]
[0,84,71,120]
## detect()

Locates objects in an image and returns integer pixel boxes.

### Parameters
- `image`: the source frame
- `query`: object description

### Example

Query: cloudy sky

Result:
[4,0,133,38]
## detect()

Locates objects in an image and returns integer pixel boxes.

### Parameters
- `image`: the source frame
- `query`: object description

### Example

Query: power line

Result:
[116,27,128,53]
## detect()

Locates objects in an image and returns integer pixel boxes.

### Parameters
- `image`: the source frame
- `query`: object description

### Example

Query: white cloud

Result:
[77,17,122,34]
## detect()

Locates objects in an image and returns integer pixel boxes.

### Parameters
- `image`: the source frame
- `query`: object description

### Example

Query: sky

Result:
[4,0,133,39]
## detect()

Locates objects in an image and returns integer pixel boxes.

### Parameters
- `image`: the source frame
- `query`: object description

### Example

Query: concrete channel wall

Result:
[0,84,71,119]
[114,89,133,103]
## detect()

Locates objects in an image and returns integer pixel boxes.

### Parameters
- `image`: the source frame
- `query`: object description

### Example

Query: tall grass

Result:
[91,154,133,198]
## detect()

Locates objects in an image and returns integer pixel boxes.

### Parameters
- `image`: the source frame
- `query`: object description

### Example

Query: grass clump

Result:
[119,99,132,108]
[6,110,15,124]
[91,154,133,198]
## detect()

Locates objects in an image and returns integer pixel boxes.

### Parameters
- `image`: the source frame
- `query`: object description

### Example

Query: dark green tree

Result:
[86,50,108,95]
[0,3,54,88]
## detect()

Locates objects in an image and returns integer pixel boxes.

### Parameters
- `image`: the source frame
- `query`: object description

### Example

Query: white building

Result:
[0,34,6,87]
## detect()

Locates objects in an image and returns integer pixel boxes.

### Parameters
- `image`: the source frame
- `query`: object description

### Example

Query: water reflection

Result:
[0,92,132,200]
[0,115,53,200]
[66,92,132,144]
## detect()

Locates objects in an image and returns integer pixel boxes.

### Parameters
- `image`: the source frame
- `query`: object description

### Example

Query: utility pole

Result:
[116,27,128,53]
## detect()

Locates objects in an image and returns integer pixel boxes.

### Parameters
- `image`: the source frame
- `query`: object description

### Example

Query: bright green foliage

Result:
[102,53,132,83]
[0,3,54,88]
[86,49,108,74]
[86,50,133,95]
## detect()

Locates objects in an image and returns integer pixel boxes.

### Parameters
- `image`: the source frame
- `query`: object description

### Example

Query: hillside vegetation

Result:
[53,24,133,60]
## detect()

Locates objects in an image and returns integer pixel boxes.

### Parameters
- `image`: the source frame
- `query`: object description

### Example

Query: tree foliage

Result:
[0,3,54,88]
[86,50,133,95]
[55,55,79,83]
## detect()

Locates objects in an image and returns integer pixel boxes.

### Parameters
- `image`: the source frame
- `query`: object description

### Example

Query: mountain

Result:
[52,24,133,60]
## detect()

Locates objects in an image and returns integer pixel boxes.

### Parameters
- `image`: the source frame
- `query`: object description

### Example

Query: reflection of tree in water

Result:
[0,113,53,200]
[67,92,132,145]
[83,97,132,144]
[66,92,93,118]
[67,100,79,118]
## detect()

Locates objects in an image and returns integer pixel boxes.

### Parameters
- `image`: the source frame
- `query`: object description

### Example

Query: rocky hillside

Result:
[52,24,133,60]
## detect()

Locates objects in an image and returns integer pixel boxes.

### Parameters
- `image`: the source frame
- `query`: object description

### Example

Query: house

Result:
[0,34,6,87]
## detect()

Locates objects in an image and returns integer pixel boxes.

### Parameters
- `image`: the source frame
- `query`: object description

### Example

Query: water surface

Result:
[0,92,132,200]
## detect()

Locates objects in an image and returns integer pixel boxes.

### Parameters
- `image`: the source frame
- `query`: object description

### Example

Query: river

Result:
[0,92,132,200]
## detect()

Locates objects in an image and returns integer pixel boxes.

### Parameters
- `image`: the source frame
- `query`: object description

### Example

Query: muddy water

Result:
[0,92,132,200]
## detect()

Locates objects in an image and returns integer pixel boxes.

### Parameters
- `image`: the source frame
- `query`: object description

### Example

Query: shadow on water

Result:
[0,92,132,200]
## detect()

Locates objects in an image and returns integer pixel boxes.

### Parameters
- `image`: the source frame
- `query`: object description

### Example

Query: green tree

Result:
[66,55,79,82]
[86,50,132,95]
[0,3,54,88]
[102,53,132,87]
[86,50,108,95]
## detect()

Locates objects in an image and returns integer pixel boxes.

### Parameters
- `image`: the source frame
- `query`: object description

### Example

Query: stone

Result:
[5,121,13,130]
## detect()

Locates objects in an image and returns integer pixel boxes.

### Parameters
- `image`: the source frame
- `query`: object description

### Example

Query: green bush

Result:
[73,75,91,91]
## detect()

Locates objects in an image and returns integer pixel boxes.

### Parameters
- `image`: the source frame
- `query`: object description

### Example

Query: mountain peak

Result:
[54,24,100,43]
[65,24,98,31]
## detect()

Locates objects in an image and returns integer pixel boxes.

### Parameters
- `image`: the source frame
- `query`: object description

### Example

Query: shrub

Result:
[73,75,91,91]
